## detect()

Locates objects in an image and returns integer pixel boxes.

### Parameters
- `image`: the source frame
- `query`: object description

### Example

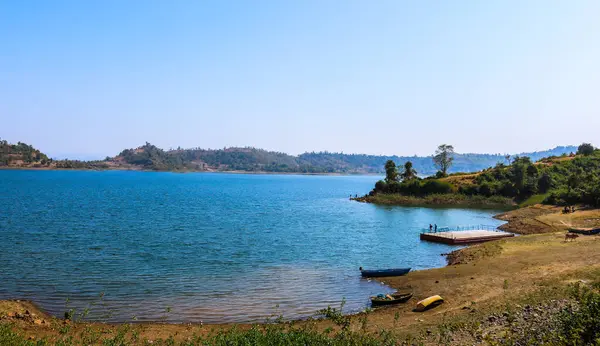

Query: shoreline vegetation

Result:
[355,143,600,209]
[352,193,516,208]
[0,139,578,176]
[3,206,600,345]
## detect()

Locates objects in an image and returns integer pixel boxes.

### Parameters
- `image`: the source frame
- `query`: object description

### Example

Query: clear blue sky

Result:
[1,1,599,159]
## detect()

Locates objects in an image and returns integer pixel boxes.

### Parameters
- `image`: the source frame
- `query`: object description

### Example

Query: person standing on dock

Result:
[429,224,433,232]
[434,224,438,232]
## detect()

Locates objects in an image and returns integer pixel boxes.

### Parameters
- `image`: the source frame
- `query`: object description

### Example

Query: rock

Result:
[435,280,439,283]
[25,310,30,315]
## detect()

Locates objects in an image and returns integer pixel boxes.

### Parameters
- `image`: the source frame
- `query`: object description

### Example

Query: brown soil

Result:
[495,204,600,234]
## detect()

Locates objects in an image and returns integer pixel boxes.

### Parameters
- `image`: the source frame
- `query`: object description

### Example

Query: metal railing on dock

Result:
[421,224,501,234]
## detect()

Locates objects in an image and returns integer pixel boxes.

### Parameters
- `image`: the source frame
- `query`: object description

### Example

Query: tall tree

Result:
[433,144,455,177]
[577,143,595,156]
[401,161,417,180]
[384,160,398,183]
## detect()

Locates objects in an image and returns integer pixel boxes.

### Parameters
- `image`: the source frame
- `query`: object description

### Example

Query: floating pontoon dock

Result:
[420,225,513,245]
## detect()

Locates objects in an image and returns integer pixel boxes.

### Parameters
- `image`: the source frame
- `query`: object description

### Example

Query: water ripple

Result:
[0,171,504,323]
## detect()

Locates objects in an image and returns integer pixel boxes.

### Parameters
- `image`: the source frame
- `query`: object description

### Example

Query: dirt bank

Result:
[494,204,600,234]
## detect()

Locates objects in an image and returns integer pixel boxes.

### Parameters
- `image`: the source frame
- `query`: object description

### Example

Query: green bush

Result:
[420,180,453,195]
[556,285,600,345]
[577,143,595,156]
[374,180,387,193]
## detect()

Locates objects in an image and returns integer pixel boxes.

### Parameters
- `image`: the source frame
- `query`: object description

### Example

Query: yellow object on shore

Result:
[415,295,444,312]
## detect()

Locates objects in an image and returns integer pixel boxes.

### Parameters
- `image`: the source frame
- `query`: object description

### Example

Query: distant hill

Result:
[297,146,578,175]
[0,139,578,175]
[0,140,50,166]
[0,139,108,170]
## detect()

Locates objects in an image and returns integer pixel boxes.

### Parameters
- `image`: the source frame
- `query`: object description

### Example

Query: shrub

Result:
[556,285,600,344]
[420,180,453,195]
[478,182,495,197]
[458,184,479,196]
[399,179,422,196]
[499,181,518,197]
[577,143,595,156]
[538,172,553,193]
[374,180,387,193]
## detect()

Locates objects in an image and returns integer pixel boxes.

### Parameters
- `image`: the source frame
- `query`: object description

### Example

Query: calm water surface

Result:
[0,170,504,323]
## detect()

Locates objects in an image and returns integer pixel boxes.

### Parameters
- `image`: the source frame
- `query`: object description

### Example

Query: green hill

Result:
[362,144,600,207]
[0,139,50,167]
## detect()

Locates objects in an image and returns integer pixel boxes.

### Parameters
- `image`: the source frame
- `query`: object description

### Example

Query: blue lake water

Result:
[0,170,504,323]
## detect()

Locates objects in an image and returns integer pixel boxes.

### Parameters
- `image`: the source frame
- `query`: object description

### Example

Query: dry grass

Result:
[538,208,600,231]
[439,173,480,189]
[495,204,600,234]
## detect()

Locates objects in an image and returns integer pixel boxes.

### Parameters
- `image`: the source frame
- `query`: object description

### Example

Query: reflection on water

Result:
[0,170,504,323]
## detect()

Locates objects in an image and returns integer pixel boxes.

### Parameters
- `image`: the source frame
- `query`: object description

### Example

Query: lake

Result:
[0,170,504,323]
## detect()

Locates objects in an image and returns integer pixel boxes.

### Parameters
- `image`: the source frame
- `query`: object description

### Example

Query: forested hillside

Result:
[0,140,50,166]
[114,143,305,172]
[0,139,579,175]
[0,139,108,169]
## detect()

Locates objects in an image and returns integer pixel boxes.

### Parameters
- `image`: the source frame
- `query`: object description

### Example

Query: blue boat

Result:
[360,267,411,278]
[568,227,600,235]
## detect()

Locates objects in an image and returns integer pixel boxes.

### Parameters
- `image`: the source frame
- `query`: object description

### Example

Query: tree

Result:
[538,172,553,193]
[400,161,417,181]
[526,164,538,178]
[577,143,595,156]
[433,144,454,177]
[384,160,398,183]
[505,155,511,165]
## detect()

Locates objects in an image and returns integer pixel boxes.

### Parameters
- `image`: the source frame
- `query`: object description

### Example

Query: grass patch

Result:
[518,193,550,207]
[0,320,402,346]
[446,241,504,265]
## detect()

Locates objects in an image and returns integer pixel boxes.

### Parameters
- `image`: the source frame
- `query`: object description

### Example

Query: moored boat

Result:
[568,227,600,235]
[370,292,413,306]
[360,267,411,277]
